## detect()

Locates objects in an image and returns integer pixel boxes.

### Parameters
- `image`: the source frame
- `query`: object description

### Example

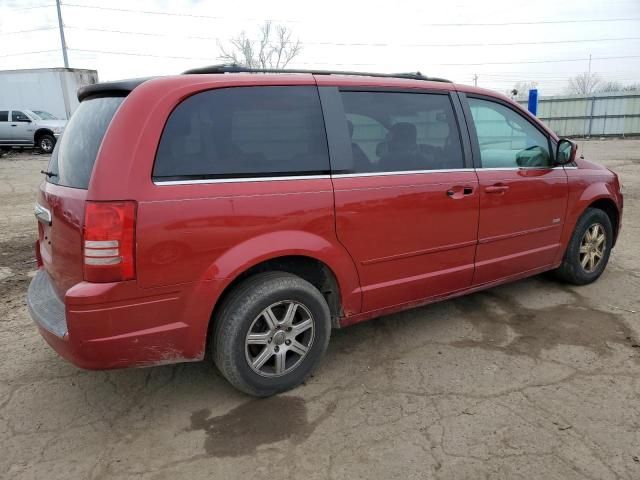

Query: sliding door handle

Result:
[447,186,475,198]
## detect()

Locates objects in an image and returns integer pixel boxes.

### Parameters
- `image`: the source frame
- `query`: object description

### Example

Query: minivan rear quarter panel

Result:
[87,75,363,334]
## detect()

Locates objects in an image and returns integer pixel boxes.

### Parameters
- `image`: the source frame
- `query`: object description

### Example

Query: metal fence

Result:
[517,91,640,137]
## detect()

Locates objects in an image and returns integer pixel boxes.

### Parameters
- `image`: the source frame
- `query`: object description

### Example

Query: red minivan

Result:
[27,66,623,396]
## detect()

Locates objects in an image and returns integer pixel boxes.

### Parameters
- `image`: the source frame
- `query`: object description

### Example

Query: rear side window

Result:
[340,91,464,173]
[153,86,330,180]
[0,111,7,122]
[48,96,124,189]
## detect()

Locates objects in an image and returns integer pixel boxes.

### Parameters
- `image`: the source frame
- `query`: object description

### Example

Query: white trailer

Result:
[0,68,98,120]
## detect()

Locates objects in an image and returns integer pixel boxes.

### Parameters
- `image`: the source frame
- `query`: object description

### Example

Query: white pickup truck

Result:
[0,109,66,154]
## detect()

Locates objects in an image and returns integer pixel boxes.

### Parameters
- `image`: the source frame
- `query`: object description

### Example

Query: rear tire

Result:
[212,272,331,396]
[38,134,55,154]
[552,208,613,285]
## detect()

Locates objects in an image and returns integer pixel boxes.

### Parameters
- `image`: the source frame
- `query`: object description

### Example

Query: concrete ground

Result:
[0,139,639,479]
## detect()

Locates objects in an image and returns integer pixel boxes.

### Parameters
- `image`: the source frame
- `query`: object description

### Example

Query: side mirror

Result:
[555,138,577,166]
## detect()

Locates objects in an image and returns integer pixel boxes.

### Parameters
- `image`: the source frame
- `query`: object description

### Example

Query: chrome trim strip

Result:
[480,166,568,171]
[332,168,475,179]
[34,203,52,226]
[154,174,332,185]
[153,166,577,185]
[85,256,121,266]
[84,240,119,248]
[84,248,119,257]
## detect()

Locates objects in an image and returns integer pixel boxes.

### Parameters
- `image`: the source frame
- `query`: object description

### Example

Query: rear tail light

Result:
[83,201,136,282]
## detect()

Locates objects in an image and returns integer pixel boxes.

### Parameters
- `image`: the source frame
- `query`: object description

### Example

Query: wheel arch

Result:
[586,197,620,246]
[555,183,621,266]
[213,255,344,327]
[193,231,362,359]
[33,128,54,143]
[201,253,354,361]
[201,230,361,317]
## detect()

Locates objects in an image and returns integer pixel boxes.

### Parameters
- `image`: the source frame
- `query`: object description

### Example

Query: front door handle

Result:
[485,184,510,194]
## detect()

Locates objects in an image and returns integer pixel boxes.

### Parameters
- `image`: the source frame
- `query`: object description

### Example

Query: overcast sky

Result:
[1,0,639,95]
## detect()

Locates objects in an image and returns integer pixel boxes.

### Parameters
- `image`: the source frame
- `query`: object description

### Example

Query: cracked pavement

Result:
[1,139,639,479]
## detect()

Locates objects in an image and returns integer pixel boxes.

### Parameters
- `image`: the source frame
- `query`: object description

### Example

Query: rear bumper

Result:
[27,268,217,369]
[27,268,67,337]
[27,269,81,367]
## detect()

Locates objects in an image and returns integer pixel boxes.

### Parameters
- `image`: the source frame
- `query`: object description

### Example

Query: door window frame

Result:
[318,86,474,175]
[457,92,555,169]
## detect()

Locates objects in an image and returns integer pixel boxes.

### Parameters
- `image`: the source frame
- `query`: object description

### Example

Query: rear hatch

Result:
[36,96,124,297]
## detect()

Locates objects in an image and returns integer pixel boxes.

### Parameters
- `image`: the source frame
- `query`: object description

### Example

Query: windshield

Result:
[31,110,58,120]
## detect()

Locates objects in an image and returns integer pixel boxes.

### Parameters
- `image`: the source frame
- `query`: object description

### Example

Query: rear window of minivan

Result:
[153,86,330,181]
[48,96,124,189]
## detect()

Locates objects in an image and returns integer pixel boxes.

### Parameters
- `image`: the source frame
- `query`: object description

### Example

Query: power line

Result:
[68,48,215,61]
[64,48,640,69]
[0,26,57,36]
[417,17,640,26]
[3,3,55,11]
[0,49,60,58]
[68,49,376,66]
[66,25,221,40]
[66,48,640,66]
[61,2,251,21]
[436,55,640,66]
[64,26,640,48]
[307,37,640,47]
[60,3,640,26]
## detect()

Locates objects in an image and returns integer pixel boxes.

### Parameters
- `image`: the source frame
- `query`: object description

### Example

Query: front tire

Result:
[38,134,55,154]
[552,208,613,285]
[212,272,331,396]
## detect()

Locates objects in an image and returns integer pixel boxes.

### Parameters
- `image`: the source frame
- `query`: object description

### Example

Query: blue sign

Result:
[528,89,539,116]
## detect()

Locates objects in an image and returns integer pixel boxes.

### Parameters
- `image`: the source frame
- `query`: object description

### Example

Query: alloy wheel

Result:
[40,138,53,153]
[245,300,315,377]
[579,223,606,273]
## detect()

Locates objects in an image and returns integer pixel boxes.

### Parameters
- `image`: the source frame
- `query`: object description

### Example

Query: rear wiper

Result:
[40,170,57,178]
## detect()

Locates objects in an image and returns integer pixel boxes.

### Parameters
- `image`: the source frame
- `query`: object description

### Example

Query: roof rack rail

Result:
[182,64,452,83]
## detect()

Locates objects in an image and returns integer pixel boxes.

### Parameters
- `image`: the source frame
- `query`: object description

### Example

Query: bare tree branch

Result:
[508,81,538,99]
[217,21,302,69]
[566,72,602,95]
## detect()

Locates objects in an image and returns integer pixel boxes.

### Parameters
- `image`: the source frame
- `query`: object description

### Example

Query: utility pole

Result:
[473,74,478,87]
[588,53,592,76]
[55,0,69,68]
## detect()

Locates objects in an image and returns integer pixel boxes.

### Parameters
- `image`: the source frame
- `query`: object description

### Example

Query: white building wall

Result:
[0,68,98,119]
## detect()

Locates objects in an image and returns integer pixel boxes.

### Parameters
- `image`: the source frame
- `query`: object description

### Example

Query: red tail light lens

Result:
[83,201,136,282]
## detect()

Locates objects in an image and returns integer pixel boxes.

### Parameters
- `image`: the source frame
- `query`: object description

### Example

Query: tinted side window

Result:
[153,86,329,180]
[339,91,464,173]
[468,98,551,168]
[0,111,8,122]
[12,111,30,122]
